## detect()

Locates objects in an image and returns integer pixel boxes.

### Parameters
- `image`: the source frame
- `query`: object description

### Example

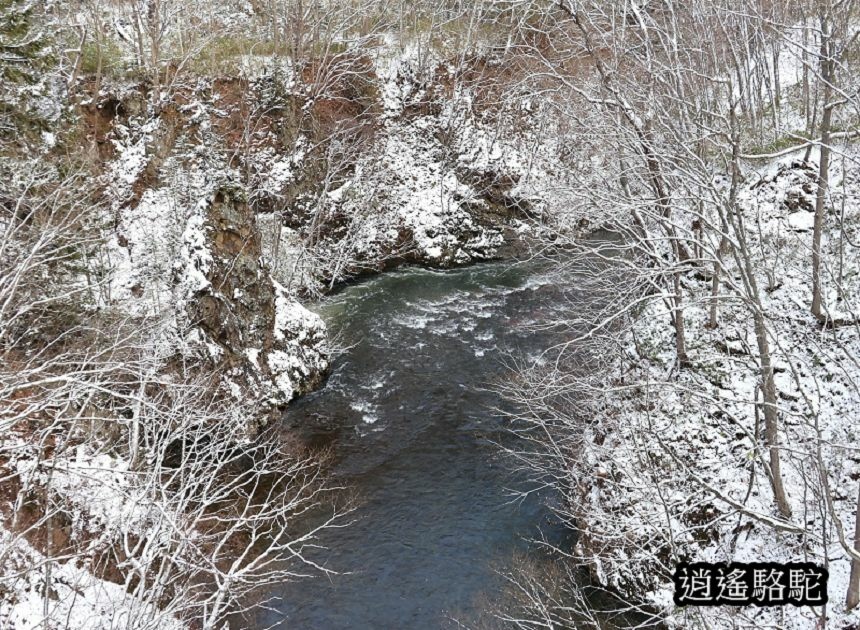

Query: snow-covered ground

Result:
[0,522,184,630]
[0,447,186,630]
[566,148,860,629]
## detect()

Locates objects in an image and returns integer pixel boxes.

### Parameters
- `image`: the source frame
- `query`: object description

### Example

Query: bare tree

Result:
[0,154,351,628]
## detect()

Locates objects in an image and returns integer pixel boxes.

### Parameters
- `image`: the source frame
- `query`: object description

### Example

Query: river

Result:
[254,256,584,629]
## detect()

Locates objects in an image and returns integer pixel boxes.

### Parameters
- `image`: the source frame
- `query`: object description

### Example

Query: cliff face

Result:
[81,50,544,418]
[89,89,331,419]
[185,185,329,406]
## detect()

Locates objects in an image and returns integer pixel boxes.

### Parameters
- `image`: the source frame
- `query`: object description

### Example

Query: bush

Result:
[78,38,126,78]
[189,35,278,75]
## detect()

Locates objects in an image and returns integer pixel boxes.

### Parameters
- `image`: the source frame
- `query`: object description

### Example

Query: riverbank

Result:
[533,154,860,629]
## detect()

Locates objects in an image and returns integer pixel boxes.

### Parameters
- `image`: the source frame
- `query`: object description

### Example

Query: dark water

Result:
[256,258,583,629]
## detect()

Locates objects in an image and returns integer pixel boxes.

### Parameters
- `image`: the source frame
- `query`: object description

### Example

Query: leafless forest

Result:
[2,1,860,628]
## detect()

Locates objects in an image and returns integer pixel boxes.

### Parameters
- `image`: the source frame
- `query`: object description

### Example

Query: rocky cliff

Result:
[79,50,544,421]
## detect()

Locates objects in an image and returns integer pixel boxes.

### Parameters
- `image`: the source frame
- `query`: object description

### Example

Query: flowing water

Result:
[255,257,586,629]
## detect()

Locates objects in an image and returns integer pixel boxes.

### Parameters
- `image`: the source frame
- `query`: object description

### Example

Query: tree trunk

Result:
[673,271,690,368]
[148,0,161,104]
[708,243,724,328]
[773,43,781,115]
[811,37,833,320]
[731,230,793,519]
[847,481,860,609]
[294,0,304,60]
[42,457,55,630]
[838,156,847,301]
[131,4,147,71]
[802,21,810,124]
[727,104,792,519]
[709,212,729,328]
[270,0,279,52]
[758,347,792,519]
[67,26,88,91]
[93,30,103,100]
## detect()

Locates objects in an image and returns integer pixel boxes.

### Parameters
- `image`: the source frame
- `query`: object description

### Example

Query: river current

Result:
[255,257,583,629]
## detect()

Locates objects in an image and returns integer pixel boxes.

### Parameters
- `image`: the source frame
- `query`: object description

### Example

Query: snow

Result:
[267,349,298,399]
[787,211,815,231]
[246,46,547,294]
[16,451,150,540]
[0,531,184,630]
[374,41,429,117]
[0,447,186,630]
[177,201,214,296]
[94,97,331,406]
[273,282,320,342]
[252,139,306,201]
[107,119,159,208]
[106,187,182,311]
[561,150,860,629]
[267,280,329,400]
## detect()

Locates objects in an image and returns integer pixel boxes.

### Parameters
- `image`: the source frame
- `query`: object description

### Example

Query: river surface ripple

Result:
[256,258,585,629]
